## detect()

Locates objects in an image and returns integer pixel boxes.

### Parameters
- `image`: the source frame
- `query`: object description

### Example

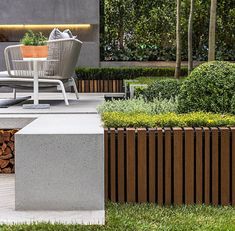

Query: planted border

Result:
[105,127,235,206]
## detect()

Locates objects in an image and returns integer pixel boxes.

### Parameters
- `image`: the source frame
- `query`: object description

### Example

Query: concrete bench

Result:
[14,114,104,223]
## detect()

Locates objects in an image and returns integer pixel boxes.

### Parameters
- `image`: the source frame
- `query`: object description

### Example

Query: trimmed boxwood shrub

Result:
[75,67,188,80]
[101,112,235,128]
[140,79,182,101]
[178,61,235,113]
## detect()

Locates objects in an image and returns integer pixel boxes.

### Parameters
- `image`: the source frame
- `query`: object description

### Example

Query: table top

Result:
[12,58,58,63]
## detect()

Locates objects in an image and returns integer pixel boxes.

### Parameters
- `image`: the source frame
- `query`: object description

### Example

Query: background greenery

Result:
[100,0,235,61]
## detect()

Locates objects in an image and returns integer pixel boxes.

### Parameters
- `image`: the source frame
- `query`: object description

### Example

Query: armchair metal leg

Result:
[58,81,69,106]
[71,78,79,100]
[13,89,16,99]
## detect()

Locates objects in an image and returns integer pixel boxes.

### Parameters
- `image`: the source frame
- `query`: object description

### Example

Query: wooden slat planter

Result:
[0,130,18,174]
[76,79,124,93]
[105,127,235,206]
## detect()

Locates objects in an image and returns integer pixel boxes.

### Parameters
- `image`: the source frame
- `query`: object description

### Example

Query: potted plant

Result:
[20,30,48,58]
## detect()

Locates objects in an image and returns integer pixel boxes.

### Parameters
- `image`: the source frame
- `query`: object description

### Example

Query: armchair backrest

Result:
[47,38,82,79]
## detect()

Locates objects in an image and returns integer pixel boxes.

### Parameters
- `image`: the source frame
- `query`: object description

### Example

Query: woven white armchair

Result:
[0,38,82,105]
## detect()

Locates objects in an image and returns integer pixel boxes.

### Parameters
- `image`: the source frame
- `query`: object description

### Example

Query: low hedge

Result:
[140,79,182,101]
[101,112,235,128]
[75,67,188,80]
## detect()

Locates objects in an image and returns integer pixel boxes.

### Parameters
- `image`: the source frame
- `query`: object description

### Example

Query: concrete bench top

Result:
[17,114,103,135]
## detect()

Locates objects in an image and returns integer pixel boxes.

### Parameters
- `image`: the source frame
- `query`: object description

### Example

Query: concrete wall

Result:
[0,0,100,70]
[0,0,99,24]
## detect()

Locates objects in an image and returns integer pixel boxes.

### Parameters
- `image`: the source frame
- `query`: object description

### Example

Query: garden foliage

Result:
[178,61,235,113]
[102,112,235,128]
[97,97,178,115]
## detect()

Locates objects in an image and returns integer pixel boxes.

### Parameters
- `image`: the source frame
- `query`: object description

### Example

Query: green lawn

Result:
[125,76,186,86]
[1,203,235,231]
[125,76,172,86]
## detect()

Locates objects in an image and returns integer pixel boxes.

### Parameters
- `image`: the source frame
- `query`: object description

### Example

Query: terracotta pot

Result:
[20,45,48,58]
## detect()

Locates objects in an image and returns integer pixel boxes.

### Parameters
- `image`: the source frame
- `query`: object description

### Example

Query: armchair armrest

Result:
[4,45,23,77]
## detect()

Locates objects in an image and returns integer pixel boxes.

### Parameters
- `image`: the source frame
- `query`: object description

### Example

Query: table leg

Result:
[33,60,39,105]
[22,59,50,109]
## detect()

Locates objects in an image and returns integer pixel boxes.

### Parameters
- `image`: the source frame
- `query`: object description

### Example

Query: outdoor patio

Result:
[0,92,104,115]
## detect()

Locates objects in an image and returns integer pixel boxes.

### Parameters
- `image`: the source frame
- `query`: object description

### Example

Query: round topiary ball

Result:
[178,61,235,113]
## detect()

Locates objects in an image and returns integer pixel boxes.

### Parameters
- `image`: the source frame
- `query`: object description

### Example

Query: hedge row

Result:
[75,67,188,80]
[101,112,235,128]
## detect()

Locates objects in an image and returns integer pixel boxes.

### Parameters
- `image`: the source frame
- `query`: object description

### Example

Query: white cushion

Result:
[63,29,77,39]
[49,28,77,40]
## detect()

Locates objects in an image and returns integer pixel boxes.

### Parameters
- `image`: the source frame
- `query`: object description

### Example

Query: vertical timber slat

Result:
[137,128,147,202]
[204,128,211,205]
[184,128,194,204]
[173,128,183,205]
[148,129,156,203]
[94,80,97,92]
[196,128,203,204]
[157,128,163,205]
[126,128,136,202]
[90,80,93,92]
[231,128,235,206]
[110,128,116,202]
[104,129,109,201]
[220,128,230,205]
[164,128,172,205]
[212,128,219,205]
[81,80,85,93]
[117,129,125,203]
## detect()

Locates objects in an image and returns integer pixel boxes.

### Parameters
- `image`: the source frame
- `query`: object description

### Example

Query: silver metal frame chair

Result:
[0,38,82,105]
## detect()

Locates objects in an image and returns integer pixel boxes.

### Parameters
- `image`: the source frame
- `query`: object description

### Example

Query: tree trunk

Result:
[188,0,194,74]
[118,0,125,50]
[175,0,182,79]
[208,0,217,61]
[118,29,125,50]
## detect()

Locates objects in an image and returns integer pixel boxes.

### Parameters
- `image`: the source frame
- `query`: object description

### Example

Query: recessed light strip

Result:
[0,24,91,29]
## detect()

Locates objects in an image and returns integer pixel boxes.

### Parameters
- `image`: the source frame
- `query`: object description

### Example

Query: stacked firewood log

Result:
[0,130,18,173]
